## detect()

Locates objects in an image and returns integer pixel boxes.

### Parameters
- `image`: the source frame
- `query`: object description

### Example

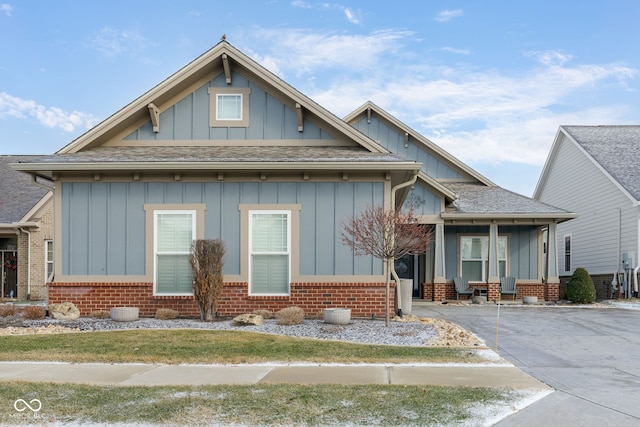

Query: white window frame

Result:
[248,210,291,296]
[564,234,571,272]
[459,235,508,282]
[153,210,196,296]
[45,240,54,281]
[208,87,251,127]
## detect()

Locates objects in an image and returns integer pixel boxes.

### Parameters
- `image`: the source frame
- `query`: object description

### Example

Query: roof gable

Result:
[0,156,48,224]
[59,41,386,155]
[345,102,494,185]
[535,125,640,202]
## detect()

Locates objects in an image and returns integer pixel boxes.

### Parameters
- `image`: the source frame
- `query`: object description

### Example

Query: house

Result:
[534,125,640,299]
[12,41,576,317]
[0,156,53,301]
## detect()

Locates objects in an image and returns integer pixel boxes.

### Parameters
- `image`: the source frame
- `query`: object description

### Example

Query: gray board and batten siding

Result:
[60,181,385,277]
[124,72,337,142]
[444,225,541,281]
[351,115,464,180]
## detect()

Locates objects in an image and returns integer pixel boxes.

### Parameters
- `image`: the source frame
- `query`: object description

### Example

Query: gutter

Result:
[390,171,419,314]
[19,228,31,298]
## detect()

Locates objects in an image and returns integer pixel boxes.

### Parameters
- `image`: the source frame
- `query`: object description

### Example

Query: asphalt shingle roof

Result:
[563,125,640,201]
[15,146,410,164]
[0,156,48,224]
[444,182,574,215]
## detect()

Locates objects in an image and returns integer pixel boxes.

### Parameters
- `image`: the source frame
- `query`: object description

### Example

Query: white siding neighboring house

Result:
[534,125,640,299]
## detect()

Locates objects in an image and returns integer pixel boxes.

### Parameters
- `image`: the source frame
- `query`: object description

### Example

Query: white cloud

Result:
[441,46,470,55]
[255,34,636,169]
[434,9,463,22]
[89,26,148,58]
[0,3,12,16]
[245,29,413,78]
[0,92,99,132]
[291,0,311,9]
[343,7,360,24]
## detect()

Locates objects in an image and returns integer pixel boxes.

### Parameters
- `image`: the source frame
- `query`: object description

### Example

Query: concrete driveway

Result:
[412,302,640,427]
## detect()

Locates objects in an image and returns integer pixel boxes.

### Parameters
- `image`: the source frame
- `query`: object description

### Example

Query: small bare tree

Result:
[340,205,432,326]
[189,239,226,321]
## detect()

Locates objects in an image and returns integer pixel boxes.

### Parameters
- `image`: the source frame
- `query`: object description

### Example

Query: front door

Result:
[2,251,17,299]
[395,254,421,298]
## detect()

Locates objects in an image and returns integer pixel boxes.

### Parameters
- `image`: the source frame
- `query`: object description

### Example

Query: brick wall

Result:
[422,281,557,302]
[16,204,53,301]
[48,281,396,318]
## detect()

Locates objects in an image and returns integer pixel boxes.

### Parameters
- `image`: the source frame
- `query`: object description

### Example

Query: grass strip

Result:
[0,329,482,364]
[1,381,513,426]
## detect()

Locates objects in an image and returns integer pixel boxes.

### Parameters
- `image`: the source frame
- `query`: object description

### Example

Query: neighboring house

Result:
[12,41,575,317]
[534,125,640,299]
[0,156,53,301]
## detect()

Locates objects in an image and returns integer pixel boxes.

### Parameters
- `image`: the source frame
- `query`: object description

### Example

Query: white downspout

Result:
[19,227,31,298]
[390,171,419,313]
[613,208,621,295]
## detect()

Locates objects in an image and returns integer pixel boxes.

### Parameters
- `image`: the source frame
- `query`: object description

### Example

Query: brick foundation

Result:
[422,281,558,302]
[48,281,396,318]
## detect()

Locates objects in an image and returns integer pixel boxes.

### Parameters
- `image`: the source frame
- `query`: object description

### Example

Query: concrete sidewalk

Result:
[0,361,551,389]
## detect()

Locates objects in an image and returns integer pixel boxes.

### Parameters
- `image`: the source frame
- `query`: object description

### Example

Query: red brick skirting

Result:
[421,281,558,302]
[48,281,396,318]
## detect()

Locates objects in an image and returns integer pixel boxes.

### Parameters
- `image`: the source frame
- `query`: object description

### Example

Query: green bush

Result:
[566,267,596,303]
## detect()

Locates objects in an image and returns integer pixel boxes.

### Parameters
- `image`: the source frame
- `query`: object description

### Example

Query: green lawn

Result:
[0,329,483,364]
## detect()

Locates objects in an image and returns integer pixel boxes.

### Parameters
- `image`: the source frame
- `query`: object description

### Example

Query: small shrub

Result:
[0,305,18,317]
[91,310,111,319]
[155,308,179,320]
[253,309,273,319]
[567,267,596,303]
[276,306,305,325]
[22,305,46,320]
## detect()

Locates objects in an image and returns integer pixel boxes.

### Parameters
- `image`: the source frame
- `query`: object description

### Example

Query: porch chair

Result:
[454,277,474,300]
[500,276,517,300]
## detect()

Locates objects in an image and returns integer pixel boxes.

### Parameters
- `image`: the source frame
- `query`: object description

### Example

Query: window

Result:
[217,94,242,120]
[208,87,251,127]
[564,235,571,272]
[249,211,290,295]
[460,236,507,281]
[45,240,53,281]
[154,211,196,295]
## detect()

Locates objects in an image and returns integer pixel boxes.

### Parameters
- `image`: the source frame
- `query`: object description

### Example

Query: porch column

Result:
[431,223,447,301]
[487,224,499,283]
[433,223,446,283]
[546,223,559,283]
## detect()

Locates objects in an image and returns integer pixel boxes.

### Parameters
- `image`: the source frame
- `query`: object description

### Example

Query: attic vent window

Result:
[208,87,251,128]
[217,94,242,120]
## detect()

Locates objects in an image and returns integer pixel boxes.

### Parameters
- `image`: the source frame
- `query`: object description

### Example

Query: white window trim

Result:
[248,209,291,296]
[564,234,572,272]
[208,87,251,127]
[45,240,54,282]
[459,235,508,282]
[153,210,196,296]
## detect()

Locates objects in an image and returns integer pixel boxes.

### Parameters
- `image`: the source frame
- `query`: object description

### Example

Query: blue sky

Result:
[1,1,639,196]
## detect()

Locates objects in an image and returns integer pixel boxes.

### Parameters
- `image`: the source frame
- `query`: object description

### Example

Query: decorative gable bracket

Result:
[222,53,231,85]
[296,103,304,132]
[148,103,160,133]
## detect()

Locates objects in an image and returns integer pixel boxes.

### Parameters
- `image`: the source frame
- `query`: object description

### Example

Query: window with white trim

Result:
[249,210,290,295]
[217,94,242,120]
[208,87,251,127]
[45,240,53,281]
[154,211,196,295]
[460,236,507,281]
[564,235,571,272]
